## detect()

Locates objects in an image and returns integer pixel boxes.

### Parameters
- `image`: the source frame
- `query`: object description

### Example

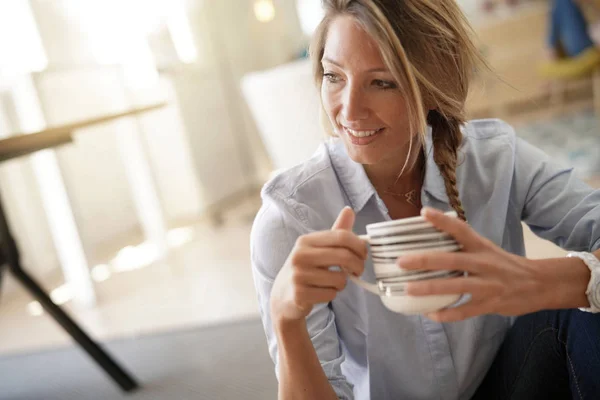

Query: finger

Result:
[405,276,492,297]
[420,207,485,251]
[295,286,338,306]
[293,247,365,277]
[397,252,489,274]
[426,300,490,323]
[295,268,348,291]
[332,206,355,231]
[300,230,368,260]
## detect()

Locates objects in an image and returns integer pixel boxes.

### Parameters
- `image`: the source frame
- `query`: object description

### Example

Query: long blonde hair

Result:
[310,0,486,220]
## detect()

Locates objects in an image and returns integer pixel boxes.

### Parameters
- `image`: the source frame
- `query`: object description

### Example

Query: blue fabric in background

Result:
[548,0,595,56]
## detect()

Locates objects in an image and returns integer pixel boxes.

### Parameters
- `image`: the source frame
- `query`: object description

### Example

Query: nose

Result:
[341,82,369,122]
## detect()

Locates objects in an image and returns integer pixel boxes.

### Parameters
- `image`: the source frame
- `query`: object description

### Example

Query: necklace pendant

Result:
[404,189,418,207]
[383,188,419,207]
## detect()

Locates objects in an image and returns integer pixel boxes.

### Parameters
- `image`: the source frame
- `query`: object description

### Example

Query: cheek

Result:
[380,98,409,129]
[321,87,340,122]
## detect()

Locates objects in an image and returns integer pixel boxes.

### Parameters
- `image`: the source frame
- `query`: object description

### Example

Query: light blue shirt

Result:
[250,119,600,400]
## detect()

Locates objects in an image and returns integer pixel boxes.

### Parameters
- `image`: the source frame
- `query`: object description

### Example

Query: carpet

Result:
[515,109,600,179]
[0,318,277,400]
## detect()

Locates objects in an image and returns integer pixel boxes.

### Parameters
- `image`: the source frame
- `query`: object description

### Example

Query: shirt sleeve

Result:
[515,137,600,252]
[250,193,355,399]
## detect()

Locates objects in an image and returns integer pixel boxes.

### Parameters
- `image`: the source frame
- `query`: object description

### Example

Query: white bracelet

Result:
[566,251,600,313]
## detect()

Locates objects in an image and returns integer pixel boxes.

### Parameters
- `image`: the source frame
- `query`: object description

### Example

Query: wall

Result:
[29,0,203,252]
[171,0,305,207]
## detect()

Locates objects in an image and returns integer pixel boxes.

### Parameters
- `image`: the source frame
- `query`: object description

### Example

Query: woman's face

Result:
[321,16,414,167]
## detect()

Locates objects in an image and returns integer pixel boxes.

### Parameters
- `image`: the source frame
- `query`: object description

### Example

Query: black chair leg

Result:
[0,194,139,392]
[8,265,139,392]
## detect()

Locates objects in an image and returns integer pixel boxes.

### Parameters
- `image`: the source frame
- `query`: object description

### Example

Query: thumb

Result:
[332,206,355,231]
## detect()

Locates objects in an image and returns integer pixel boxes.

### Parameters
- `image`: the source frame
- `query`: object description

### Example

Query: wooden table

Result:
[0,103,167,392]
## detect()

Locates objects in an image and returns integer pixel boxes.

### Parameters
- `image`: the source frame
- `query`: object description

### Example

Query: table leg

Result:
[0,193,139,392]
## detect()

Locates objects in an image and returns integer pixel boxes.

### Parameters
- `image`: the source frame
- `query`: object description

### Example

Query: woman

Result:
[250,1,600,399]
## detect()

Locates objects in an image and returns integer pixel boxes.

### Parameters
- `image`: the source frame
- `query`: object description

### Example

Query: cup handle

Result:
[348,275,380,295]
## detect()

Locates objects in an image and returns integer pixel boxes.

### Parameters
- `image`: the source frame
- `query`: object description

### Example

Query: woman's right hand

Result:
[270,206,368,323]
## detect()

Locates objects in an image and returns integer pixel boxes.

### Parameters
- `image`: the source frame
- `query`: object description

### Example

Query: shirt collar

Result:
[328,138,375,213]
[327,126,450,213]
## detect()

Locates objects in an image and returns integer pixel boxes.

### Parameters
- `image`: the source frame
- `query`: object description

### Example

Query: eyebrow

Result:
[322,57,388,73]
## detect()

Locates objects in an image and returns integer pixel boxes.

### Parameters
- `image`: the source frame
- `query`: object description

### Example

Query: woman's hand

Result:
[270,207,367,324]
[399,208,552,322]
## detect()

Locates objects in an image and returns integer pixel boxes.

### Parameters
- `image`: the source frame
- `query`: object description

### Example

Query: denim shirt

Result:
[250,119,600,400]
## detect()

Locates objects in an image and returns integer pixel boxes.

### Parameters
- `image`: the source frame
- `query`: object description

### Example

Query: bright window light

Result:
[167,227,195,248]
[166,4,198,64]
[0,1,48,79]
[254,0,276,23]
[65,0,198,78]
[91,264,112,282]
[112,242,160,272]
[296,0,324,36]
[50,284,74,305]
[66,0,159,87]
[27,302,44,317]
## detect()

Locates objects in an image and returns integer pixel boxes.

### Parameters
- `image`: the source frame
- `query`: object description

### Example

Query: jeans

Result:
[549,0,595,57]
[472,310,600,400]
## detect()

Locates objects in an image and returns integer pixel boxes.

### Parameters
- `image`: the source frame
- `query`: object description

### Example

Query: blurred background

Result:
[0,0,598,399]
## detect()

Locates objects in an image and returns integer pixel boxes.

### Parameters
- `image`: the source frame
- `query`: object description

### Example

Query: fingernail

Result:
[421,207,440,217]
[397,256,414,270]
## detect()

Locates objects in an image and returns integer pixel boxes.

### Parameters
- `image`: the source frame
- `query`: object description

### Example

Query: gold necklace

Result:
[375,151,425,208]
[382,187,420,207]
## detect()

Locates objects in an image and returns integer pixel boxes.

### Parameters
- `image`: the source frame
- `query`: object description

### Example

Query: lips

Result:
[343,126,384,145]
[344,127,383,137]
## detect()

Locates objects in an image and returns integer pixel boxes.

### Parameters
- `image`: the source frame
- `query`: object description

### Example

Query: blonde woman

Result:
[250,1,600,399]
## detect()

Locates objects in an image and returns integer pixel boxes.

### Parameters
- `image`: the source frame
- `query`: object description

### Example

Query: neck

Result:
[363,143,424,191]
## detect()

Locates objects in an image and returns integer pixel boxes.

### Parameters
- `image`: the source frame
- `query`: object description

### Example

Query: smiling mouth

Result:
[343,127,384,137]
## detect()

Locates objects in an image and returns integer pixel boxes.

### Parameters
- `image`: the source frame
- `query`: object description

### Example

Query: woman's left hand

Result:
[399,207,549,322]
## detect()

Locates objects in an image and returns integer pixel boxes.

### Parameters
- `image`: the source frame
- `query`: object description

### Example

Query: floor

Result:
[1,176,598,357]
[513,109,600,179]
[0,198,263,355]
[0,319,277,400]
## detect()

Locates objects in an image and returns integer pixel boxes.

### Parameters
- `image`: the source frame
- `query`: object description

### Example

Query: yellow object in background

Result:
[539,46,600,79]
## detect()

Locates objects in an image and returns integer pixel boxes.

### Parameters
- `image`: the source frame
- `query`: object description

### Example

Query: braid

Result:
[427,109,466,221]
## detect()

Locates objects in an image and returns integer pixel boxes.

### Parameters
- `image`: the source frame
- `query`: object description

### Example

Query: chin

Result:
[342,141,384,165]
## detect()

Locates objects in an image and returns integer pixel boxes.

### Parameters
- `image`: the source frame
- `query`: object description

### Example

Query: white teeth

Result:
[346,128,380,137]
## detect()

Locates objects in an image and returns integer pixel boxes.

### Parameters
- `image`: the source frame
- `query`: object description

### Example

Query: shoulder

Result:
[455,119,519,208]
[461,118,552,169]
[261,143,333,205]
[251,142,344,274]
[258,142,346,229]
[462,118,517,149]
[459,118,518,170]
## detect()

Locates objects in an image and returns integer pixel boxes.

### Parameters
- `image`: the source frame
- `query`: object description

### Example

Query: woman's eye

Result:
[373,79,397,90]
[323,72,341,83]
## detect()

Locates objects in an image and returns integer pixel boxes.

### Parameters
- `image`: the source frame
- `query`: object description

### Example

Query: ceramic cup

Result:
[350,211,462,315]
